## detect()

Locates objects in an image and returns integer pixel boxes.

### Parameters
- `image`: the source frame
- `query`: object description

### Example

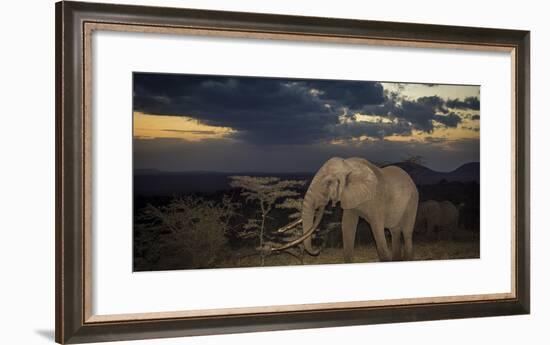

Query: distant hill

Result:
[134,171,313,196]
[387,162,479,185]
[134,162,479,196]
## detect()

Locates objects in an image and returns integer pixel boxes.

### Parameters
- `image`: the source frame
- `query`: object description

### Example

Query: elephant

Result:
[277,157,419,262]
[416,200,459,237]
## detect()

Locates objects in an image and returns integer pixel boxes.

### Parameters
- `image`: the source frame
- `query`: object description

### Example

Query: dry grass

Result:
[218,239,479,268]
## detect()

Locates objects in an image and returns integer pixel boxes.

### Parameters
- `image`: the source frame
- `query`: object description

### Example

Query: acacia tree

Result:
[402,153,426,166]
[275,197,304,242]
[276,197,303,221]
[275,197,308,263]
[229,176,306,265]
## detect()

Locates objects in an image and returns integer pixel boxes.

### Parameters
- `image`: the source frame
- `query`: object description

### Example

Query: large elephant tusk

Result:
[277,218,303,233]
[271,219,318,252]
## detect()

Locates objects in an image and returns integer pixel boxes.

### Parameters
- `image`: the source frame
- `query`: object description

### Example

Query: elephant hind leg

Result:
[400,196,418,261]
[390,227,403,261]
[403,231,413,260]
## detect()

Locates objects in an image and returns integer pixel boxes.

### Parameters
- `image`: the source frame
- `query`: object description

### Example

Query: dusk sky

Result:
[133,73,480,172]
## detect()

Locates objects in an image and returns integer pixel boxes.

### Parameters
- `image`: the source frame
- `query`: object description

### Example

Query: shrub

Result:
[137,196,238,269]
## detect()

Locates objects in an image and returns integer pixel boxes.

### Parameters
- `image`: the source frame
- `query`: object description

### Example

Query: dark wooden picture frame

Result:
[55,1,530,343]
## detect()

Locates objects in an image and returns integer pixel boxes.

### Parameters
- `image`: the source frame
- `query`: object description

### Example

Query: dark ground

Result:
[133,170,480,272]
[225,239,479,269]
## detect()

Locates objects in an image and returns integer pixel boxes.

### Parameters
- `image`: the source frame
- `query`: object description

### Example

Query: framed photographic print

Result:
[55,1,530,344]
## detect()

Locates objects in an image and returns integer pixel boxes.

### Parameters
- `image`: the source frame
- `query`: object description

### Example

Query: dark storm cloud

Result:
[361,94,462,132]
[416,95,448,112]
[304,80,385,110]
[433,112,462,128]
[134,73,345,144]
[446,96,480,110]
[134,73,476,144]
[399,97,449,131]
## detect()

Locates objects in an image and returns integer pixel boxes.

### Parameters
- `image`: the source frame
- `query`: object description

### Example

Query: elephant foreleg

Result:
[371,220,392,262]
[341,209,359,263]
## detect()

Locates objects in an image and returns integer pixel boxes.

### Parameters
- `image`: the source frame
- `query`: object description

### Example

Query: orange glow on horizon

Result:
[133,112,235,141]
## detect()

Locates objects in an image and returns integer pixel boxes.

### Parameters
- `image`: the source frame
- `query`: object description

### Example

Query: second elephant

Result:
[416,200,459,237]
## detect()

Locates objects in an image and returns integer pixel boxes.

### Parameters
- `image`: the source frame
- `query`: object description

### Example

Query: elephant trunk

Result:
[301,180,326,256]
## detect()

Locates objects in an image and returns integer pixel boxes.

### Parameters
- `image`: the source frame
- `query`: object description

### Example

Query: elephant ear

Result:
[339,158,378,209]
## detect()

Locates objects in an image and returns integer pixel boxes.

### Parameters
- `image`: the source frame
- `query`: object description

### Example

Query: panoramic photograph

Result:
[132,72,480,272]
